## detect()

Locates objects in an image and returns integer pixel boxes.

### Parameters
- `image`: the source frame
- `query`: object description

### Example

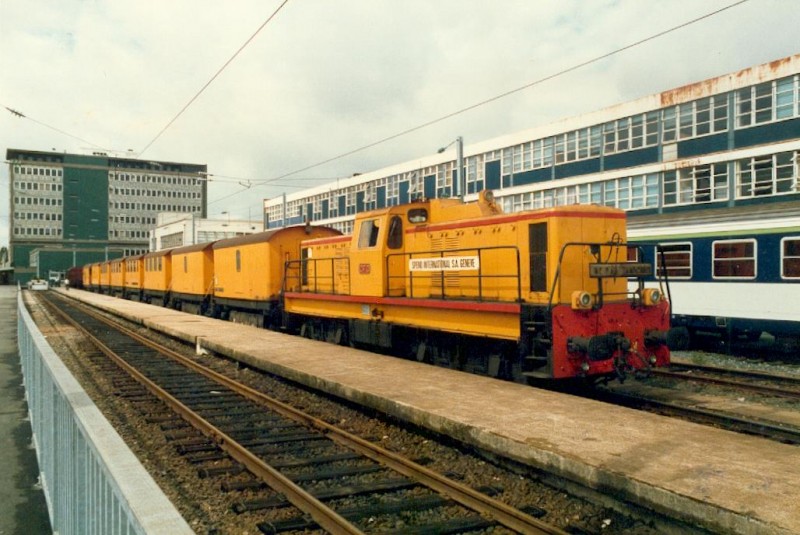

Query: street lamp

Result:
[437,136,464,200]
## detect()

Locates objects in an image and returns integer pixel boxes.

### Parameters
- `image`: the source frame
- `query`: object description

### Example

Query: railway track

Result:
[38,292,567,535]
[591,389,800,445]
[654,361,800,400]
[587,361,800,445]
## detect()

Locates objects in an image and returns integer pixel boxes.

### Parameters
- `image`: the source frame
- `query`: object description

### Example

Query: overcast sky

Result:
[1,0,799,246]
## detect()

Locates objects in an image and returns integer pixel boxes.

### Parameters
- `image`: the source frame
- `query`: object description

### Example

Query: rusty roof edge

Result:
[660,54,800,107]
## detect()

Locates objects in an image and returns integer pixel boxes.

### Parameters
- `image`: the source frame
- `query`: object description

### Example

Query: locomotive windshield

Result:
[407,208,427,224]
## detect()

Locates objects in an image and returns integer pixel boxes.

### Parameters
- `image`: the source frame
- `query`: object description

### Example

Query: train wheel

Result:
[666,326,690,351]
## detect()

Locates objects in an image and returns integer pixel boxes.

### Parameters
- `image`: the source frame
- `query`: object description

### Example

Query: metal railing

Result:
[387,246,522,301]
[284,257,351,295]
[16,291,193,535]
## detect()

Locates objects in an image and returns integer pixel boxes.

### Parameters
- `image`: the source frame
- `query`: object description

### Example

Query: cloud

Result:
[1,0,799,246]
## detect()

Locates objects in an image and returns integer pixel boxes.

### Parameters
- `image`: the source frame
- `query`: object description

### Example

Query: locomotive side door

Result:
[385,214,406,297]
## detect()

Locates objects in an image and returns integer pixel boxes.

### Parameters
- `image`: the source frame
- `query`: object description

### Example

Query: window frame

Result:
[712,239,757,280]
[357,218,381,249]
[655,242,693,280]
[781,236,800,280]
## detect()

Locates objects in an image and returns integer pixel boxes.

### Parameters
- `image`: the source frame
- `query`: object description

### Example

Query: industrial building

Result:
[149,212,262,251]
[6,149,207,283]
[264,54,800,234]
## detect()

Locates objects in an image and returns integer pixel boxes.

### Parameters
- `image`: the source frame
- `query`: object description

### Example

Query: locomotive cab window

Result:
[358,219,380,248]
[713,239,756,279]
[387,216,403,249]
[407,208,428,224]
[781,237,800,279]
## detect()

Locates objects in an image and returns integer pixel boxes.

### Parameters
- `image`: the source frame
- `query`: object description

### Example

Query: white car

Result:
[27,279,49,291]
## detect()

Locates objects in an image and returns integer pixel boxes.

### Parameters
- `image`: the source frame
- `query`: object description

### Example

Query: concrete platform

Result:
[59,289,800,535]
[0,286,51,535]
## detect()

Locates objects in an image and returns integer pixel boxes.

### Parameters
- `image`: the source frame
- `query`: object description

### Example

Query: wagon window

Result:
[358,219,380,248]
[235,250,241,273]
[184,256,188,273]
[713,239,756,279]
[782,237,800,279]
[656,243,692,279]
[387,216,403,250]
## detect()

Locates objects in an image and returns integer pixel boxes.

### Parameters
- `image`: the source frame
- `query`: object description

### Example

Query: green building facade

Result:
[6,149,207,284]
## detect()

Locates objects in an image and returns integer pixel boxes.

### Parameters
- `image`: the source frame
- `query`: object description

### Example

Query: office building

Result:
[6,149,207,282]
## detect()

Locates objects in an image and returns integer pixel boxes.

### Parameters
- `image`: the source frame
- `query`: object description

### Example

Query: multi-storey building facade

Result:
[6,149,207,283]
[149,212,261,251]
[265,54,800,234]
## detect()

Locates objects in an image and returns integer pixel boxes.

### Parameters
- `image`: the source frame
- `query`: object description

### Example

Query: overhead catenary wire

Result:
[208,0,751,207]
[137,0,291,158]
[2,104,112,153]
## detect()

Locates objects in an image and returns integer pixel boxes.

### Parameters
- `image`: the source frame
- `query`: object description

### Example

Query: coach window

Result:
[781,237,800,279]
[387,216,403,249]
[358,219,380,248]
[713,239,756,279]
[656,243,692,279]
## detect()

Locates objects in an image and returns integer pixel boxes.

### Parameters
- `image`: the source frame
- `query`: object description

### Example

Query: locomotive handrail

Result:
[547,239,668,312]
[283,256,351,295]
[386,245,521,302]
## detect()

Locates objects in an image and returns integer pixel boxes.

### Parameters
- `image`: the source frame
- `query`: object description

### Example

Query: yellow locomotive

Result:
[84,190,677,382]
[284,190,676,381]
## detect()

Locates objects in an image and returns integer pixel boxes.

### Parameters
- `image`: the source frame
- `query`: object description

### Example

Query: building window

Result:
[465,155,485,194]
[656,243,692,279]
[737,76,799,127]
[713,239,756,279]
[737,151,796,198]
[781,237,800,279]
[667,95,729,139]
[664,163,728,206]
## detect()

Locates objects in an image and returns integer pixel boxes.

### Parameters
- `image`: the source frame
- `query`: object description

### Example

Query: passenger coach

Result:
[630,201,800,350]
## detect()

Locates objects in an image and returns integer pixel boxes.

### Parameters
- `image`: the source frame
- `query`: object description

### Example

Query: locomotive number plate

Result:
[590,262,651,278]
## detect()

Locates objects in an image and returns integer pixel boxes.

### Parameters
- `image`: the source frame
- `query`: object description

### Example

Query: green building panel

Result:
[62,154,109,240]
[11,243,35,270]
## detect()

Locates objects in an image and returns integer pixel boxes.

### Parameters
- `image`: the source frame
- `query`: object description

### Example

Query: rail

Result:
[44,292,566,534]
[16,291,192,535]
